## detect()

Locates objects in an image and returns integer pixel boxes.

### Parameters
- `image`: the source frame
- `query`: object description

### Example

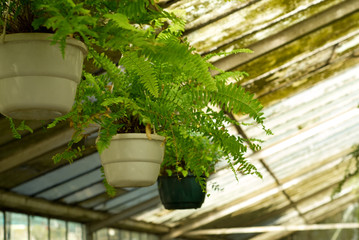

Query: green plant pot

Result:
[157,176,206,210]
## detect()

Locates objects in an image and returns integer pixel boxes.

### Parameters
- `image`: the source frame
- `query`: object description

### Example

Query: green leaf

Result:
[47,111,74,129]
[17,121,34,134]
[166,169,173,176]
[104,13,140,32]
[213,82,264,124]
[203,48,253,61]
[7,117,21,139]
[121,52,159,97]
[52,147,83,164]
[101,97,125,106]
[101,167,116,197]
[6,118,34,139]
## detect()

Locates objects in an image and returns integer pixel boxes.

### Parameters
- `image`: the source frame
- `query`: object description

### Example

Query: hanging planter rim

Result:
[3,33,88,55]
[111,133,165,141]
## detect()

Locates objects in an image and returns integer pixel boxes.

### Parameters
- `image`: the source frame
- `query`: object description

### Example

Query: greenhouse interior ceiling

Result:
[1,0,359,239]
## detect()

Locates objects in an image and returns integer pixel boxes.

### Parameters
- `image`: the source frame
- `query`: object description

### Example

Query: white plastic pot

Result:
[100,133,165,187]
[0,33,87,120]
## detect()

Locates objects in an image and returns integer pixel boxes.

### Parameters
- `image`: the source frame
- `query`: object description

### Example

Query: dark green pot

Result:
[157,176,206,210]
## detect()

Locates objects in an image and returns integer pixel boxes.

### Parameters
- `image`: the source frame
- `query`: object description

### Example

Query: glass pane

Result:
[8,212,28,240]
[131,232,140,240]
[0,212,3,240]
[30,216,48,240]
[147,234,159,240]
[68,222,83,240]
[139,232,148,240]
[50,219,66,240]
[119,230,130,240]
[108,228,119,240]
[96,229,108,240]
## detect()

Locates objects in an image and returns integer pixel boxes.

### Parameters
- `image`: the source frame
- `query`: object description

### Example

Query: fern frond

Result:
[203,48,253,61]
[88,48,124,80]
[6,117,35,139]
[7,117,21,139]
[97,116,122,154]
[215,71,249,84]
[17,121,34,134]
[161,11,186,35]
[144,36,217,91]
[104,13,140,32]
[47,111,75,129]
[52,146,83,164]
[120,52,159,97]
[238,161,262,178]
[212,82,265,124]
[101,167,117,197]
[101,96,126,107]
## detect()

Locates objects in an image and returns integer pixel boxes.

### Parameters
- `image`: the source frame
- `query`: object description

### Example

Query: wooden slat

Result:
[94,185,158,212]
[238,13,359,96]
[211,0,359,72]
[0,122,98,174]
[77,190,127,209]
[87,197,161,233]
[0,115,50,146]
[187,0,346,54]
[159,150,353,240]
[0,123,72,173]
[258,51,359,106]
[169,0,257,32]
[249,187,359,240]
[0,143,97,189]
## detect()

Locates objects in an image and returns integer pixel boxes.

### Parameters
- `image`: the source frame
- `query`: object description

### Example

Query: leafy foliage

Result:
[101,167,116,197]
[6,117,33,139]
[160,132,223,191]
[1,0,271,193]
[203,48,253,61]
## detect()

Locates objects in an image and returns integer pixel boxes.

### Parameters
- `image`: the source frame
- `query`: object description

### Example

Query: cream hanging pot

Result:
[0,33,87,120]
[100,133,166,187]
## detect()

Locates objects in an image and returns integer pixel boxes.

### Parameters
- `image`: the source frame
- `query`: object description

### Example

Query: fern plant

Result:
[160,133,224,191]
[3,0,271,194]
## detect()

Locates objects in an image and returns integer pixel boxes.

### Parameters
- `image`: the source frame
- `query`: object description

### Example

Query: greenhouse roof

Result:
[1,0,359,239]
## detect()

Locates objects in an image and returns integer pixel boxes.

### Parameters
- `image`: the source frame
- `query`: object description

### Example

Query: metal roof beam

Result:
[0,188,107,222]
[0,189,168,234]
[186,223,359,236]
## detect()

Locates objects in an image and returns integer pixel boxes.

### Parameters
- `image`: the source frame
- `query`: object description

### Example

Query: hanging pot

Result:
[157,175,206,209]
[100,133,165,187]
[0,33,87,120]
